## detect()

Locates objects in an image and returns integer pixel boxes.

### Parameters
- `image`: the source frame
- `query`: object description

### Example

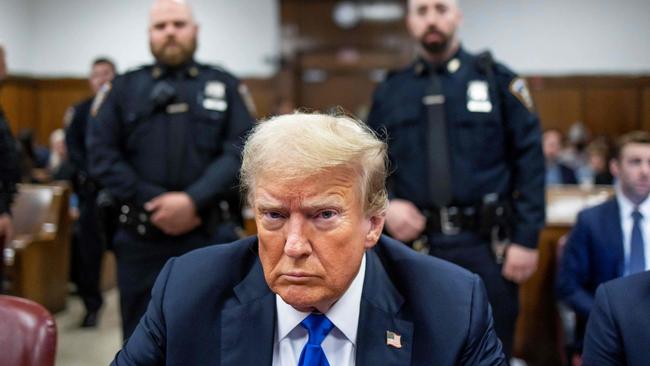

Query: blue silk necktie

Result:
[629,210,646,274]
[298,314,334,366]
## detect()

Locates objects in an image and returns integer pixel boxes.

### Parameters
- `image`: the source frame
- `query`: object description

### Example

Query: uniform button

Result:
[139,213,148,222]
[119,214,127,223]
[121,205,130,214]
[137,225,146,235]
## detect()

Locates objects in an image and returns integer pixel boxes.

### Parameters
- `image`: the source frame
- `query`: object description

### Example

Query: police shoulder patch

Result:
[91,81,112,117]
[509,77,535,112]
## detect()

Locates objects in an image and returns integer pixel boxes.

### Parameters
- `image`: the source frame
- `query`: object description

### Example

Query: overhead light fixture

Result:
[332,1,405,29]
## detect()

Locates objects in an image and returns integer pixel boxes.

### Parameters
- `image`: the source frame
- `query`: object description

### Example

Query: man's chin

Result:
[155,51,191,67]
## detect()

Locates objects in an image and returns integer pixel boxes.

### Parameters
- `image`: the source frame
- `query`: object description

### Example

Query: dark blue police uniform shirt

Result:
[367,47,545,248]
[87,60,254,211]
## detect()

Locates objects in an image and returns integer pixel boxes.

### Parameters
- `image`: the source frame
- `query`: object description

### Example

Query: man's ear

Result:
[365,214,386,248]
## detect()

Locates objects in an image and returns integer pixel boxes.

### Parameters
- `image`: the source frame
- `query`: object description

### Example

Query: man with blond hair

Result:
[88,0,254,338]
[112,112,506,365]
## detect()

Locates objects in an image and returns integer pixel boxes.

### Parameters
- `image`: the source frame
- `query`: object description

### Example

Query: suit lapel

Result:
[356,249,413,366]
[221,258,276,366]
[606,199,625,276]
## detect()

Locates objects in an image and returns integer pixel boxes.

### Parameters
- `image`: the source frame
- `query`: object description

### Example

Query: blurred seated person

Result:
[16,129,50,182]
[586,138,614,185]
[111,113,507,365]
[561,122,593,184]
[544,128,578,185]
[48,129,75,182]
[556,130,650,357]
[582,271,650,366]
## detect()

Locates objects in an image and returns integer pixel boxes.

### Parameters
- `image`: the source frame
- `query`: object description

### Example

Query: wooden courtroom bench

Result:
[3,183,72,313]
[514,185,613,366]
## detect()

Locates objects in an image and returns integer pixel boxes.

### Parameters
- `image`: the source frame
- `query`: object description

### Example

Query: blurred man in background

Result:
[65,57,116,327]
[543,129,578,185]
[0,44,21,293]
[88,0,254,339]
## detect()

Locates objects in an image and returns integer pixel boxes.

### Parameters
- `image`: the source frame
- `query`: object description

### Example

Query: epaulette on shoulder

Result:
[475,51,494,75]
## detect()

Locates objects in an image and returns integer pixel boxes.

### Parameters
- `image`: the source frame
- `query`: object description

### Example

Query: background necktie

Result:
[629,210,645,274]
[298,313,334,366]
[425,71,452,208]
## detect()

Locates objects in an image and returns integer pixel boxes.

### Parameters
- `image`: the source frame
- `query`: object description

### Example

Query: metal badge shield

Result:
[205,81,225,99]
[466,80,492,113]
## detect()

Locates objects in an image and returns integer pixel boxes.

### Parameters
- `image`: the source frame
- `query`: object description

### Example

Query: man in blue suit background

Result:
[111,112,506,365]
[582,271,650,366]
[557,130,650,353]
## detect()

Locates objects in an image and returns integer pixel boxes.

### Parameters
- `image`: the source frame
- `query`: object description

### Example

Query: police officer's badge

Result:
[203,81,228,112]
[205,81,225,99]
[509,77,535,112]
[91,81,112,117]
[467,80,492,113]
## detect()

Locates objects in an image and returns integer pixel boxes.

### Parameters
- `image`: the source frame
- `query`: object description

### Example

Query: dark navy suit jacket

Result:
[112,235,506,365]
[556,198,624,318]
[582,271,650,366]
[559,163,578,185]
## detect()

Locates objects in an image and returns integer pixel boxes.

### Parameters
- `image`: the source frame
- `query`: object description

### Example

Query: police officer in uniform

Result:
[88,0,254,339]
[367,0,545,357]
[0,45,20,292]
[65,57,116,327]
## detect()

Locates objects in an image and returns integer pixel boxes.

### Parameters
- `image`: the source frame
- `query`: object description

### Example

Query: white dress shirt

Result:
[272,254,366,366]
[616,185,650,274]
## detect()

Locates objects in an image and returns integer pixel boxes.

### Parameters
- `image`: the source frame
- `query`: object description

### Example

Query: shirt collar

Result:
[151,59,199,79]
[616,183,650,219]
[275,253,366,345]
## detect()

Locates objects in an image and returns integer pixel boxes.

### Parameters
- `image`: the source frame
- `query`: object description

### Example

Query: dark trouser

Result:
[113,224,239,340]
[72,192,104,313]
[428,232,518,359]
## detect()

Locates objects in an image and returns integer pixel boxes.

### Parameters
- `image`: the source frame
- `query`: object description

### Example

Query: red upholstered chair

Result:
[0,295,57,366]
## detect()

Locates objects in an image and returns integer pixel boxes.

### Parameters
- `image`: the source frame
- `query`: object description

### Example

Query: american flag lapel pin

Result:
[386,330,402,349]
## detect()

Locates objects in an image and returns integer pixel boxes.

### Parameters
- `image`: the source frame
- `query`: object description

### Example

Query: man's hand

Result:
[502,244,538,284]
[385,199,426,242]
[145,192,201,236]
[0,213,13,246]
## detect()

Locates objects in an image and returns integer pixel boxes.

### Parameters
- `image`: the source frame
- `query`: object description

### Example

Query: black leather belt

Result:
[423,206,480,235]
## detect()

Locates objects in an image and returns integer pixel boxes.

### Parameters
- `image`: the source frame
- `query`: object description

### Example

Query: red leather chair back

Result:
[0,295,57,366]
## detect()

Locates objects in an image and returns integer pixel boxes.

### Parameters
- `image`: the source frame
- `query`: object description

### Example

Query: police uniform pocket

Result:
[384,103,426,160]
[457,118,504,167]
[194,111,225,153]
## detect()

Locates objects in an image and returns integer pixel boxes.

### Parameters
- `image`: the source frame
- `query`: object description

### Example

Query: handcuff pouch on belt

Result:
[479,194,512,264]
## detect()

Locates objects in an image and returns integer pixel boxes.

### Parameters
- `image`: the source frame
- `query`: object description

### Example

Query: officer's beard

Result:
[151,38,197,68]
[419,29,451,56]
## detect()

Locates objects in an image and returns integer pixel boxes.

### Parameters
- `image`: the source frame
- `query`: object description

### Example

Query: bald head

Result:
[149,0,198,67]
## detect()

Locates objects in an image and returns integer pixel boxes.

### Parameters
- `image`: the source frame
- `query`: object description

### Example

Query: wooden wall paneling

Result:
[0,77,38,135]
[299,70,378,117]
[35,79,90,145]
[642,87,650,132]
[530,87,583,132]
[242,77,280,120]
[584,88,640,137]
